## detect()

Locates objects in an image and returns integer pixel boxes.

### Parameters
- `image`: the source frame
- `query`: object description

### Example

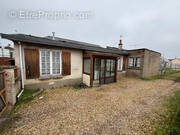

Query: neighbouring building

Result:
[168,58,180,70]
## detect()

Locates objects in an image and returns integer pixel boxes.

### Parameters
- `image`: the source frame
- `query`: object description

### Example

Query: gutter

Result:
[17,41,24,99]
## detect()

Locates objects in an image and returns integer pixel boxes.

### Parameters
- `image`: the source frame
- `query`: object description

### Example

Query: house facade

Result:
[126,49,161,78]
[107,45,161,78]
[1,33,128,89]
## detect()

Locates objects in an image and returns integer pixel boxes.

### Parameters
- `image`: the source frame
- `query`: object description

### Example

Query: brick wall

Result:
[0,57,12,66]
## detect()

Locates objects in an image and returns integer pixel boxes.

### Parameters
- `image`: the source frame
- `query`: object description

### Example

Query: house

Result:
[125,49,161,78]
[168,58,180,70]
[0,33,128,89]
[107,41,161,78]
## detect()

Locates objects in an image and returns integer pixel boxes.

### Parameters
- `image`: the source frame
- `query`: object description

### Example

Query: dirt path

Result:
[2,78,180,135]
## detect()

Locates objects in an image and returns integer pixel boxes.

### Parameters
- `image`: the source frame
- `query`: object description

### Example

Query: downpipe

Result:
[17,42,24,99]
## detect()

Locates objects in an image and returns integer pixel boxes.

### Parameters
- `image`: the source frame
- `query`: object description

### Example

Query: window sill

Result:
[127,67,141,70]
[39,75,63,80]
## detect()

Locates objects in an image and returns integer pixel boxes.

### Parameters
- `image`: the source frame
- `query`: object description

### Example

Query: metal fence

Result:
[0,71,7,116]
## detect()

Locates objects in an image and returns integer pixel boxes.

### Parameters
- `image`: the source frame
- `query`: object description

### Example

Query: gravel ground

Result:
[2,78,180,135]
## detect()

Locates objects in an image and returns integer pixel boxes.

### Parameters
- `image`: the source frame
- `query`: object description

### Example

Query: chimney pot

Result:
[119,40,123,50]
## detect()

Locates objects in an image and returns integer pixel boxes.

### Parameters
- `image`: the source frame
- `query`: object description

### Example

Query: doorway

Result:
[93,58,116,85]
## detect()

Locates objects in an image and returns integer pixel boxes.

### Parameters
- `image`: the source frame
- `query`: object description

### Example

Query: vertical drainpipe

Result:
[17,41,24,99]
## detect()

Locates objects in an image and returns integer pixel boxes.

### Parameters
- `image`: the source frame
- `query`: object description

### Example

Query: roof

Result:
[107,46,161,55]
[0,33,128,55]
[45,36,102,48]
[125,48,161,54]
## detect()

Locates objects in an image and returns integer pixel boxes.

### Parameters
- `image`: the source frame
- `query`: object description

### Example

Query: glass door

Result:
[94,58,100,80]
[100,59,105,84]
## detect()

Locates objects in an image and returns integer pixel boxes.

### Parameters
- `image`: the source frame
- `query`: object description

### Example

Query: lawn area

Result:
[153,89,180,135]
[142,69,180,81]
[16,89,40,104]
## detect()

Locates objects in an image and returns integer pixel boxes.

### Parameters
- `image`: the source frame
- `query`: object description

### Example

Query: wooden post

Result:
[90,55,94,87]
[115,57,118,82]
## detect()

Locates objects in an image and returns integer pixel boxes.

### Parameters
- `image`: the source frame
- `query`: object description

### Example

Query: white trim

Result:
[118,56,123,71]
[50,51,52,75]
[39,49,62,77]
[19,42,24,89]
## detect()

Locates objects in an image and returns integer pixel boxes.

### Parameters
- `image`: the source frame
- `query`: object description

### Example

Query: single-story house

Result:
[107,42,161,78]
[125,49,161,78]
[0,33,128,89]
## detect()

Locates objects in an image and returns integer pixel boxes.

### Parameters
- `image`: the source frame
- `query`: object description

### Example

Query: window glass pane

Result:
[41,57,45,62]
[118,59,121,70]
[128,58,134,67]
[111,59,115,72]
[111,59,115,77]
[94,58,100,80]
[105,59,111,77]
[41,50,60,76]
[101,59,105,78]
[41,51,45,57]
[83,59,90,74]
[136,58,141,68]
[42,69,46,75]
[52,51,61,75]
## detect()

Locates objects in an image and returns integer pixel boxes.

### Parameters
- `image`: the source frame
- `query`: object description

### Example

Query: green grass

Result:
[9,88,40,116]
[142,69,180,81]
[166,72,180,81]
[153,89,180,135]
[16,88,40,105]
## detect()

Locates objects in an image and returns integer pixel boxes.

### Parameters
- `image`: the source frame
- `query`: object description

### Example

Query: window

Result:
[105,59,115,77]
[83,58,90,74]
[128,57,141,68]
[40,50,61,76]
[128,58,134,67]
[105,59,111,77]
[94,58,100,80]
[41,50,50,75]
[118,57,123,71]
[52,51,61,74]
[136,58,141,68]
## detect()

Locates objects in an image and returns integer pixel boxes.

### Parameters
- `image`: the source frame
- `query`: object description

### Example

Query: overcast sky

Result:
[0,0,180,58]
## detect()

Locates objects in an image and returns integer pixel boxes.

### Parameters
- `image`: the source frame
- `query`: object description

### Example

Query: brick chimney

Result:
[118,40,123,50]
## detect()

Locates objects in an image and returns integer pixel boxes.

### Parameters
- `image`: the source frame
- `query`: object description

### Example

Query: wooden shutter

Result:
[62,52,71,76]
[24,48,40,79]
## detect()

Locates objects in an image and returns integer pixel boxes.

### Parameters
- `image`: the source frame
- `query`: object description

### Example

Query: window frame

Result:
[39,49,62,77]
[118,56,123,71]
[83,58,91,75]
[128,57,141,69]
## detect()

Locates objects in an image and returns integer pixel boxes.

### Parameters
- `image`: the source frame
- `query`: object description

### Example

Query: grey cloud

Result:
[0,0,180,58]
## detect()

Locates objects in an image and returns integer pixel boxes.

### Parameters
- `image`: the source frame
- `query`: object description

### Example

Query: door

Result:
[24,48,40,79]
[99,59,116,85]
[105,59,115,83]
